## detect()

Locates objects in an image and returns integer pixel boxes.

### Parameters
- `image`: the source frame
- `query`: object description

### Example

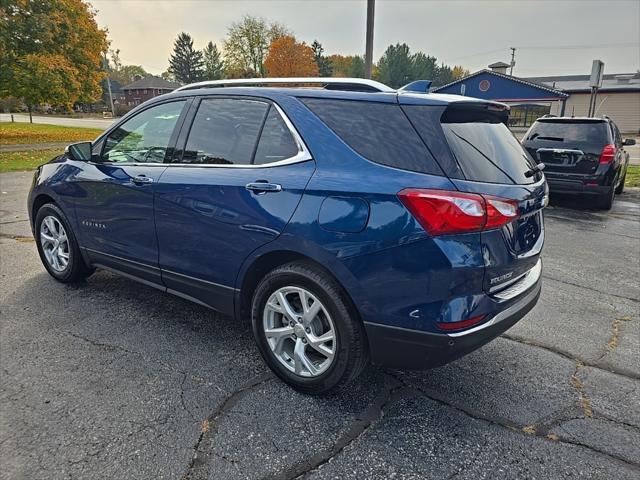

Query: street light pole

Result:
[364,0,375,79]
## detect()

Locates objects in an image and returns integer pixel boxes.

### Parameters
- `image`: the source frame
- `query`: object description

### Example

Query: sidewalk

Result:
[0,142,69,153]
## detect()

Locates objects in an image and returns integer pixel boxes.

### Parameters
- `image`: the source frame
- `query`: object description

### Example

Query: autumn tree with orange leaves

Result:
[264,36,319,77]
[0,0,108,118]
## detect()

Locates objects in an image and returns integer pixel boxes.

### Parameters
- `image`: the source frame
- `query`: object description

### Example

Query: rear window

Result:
[525,120,609,144]
[300,98,443,175]
[441,109,538,185]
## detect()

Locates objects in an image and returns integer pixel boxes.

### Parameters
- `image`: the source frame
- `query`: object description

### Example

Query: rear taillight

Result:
[599,144,616,164]
[397,189,519,236]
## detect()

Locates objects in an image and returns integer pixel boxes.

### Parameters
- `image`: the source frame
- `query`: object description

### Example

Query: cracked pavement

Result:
[1,171,639,479]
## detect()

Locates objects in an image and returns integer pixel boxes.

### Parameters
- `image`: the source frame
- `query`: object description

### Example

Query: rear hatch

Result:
[401,100,546,294]
[522,119,609,175]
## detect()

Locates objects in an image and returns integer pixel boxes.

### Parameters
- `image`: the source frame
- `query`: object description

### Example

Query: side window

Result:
[301,98,443,175]
[253,107,300,164]
[613,123,622,146]
[181,98,268,165]
[102,100,186,163]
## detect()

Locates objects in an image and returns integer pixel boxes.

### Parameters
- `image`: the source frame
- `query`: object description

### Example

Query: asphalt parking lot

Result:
[1,171,638,480]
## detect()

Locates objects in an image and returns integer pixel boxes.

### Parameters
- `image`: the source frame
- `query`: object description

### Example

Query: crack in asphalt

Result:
[0,218,29,225]
[181,372,274,480]
[570,361,594,418]
[262,379,409,480]
[600,316,633,360]
[501,334,640,381]
[0,232,34,242]
[543,274,640,304]
[388,373,640,471]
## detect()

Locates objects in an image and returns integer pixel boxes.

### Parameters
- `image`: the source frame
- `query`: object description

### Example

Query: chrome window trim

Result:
[91,101,312,169]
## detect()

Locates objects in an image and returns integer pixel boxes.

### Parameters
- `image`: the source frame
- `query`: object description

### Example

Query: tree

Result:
[347,56,365,78]
[264,36,318,77]
[311,40,332,77]
[411,52,438,84]
[433,63,455,87]
[105,49,149,85]
[376,43,414,88]
[202,42,225,80]
[452,65,470,80]
[223,15,291,77]
[327,55,364,78]
[161,70,175,81]
[0,0,108,119]
[169,32,204,84]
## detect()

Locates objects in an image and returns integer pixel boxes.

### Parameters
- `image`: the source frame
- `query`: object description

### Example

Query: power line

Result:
[515,42,638,50]
[443,42,637,64]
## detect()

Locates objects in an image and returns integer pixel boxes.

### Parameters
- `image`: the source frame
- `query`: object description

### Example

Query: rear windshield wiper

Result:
[525,162,545,178]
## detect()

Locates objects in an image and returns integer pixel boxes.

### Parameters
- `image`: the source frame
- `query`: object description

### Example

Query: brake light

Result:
[397,189,519,236]
[599,144,616,164]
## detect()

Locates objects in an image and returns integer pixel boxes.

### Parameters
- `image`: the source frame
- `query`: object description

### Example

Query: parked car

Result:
[522,116,634,209]
[28,78,547,394]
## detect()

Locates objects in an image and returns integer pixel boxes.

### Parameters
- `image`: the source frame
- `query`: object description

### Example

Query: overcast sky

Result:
[91,0,640,77]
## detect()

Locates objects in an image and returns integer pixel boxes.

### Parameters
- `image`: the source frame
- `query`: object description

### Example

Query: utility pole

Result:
[364,0,375,79]
[509,47,516,75]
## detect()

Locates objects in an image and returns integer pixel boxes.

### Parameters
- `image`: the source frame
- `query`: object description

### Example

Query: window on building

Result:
[508,104,551,128]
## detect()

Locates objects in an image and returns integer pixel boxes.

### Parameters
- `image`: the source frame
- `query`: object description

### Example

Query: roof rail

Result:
[175,77,395,93]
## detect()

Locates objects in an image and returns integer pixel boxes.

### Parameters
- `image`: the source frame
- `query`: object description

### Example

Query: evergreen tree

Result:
[169,32,204,84]
[202,42,225,80]
[311,40,333,77]
[376,43,413,88]
[347,56,365,78]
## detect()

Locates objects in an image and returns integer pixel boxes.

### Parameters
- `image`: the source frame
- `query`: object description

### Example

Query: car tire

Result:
[35,203,94,282]
[597,185,616,210]
[251,262,369,395]
[615,171,626,194]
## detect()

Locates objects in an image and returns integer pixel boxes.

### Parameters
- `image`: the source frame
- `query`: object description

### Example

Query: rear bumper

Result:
[545,172,613,195]
[364,277,541,370]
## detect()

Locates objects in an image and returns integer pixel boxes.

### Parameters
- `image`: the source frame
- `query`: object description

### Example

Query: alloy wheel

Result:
[263,286,336,377]
[39,215,70,272]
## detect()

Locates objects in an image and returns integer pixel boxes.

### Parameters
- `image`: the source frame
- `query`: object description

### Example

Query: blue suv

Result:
[28,78,546,394]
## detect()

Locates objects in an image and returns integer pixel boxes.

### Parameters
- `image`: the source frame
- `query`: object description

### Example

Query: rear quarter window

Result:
[300,98,443,176]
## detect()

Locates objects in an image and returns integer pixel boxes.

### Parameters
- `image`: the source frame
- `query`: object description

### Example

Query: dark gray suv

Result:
[522,116,635,209]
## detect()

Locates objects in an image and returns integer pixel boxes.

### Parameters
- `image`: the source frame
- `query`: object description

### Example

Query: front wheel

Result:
[35,203,94,282]
[251,262,369,394]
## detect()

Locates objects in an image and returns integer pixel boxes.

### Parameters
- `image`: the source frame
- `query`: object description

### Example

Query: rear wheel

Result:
[615,171,626,194]
[251,262,368,394]
[596,176,617,210]
[35,203,93,282]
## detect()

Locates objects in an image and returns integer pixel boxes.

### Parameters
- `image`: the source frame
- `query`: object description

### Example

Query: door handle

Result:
[132,175,154,185]
[245,181,282,194]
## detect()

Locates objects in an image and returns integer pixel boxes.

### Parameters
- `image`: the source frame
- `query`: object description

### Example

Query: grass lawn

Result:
[0,149,61,173]
[625,165,640,188]
[0,122,102,145]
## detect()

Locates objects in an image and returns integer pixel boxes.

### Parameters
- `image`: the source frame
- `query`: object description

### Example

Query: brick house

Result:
[122,76,182,107]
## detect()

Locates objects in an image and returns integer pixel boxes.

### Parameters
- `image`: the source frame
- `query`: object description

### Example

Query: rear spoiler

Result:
[442,101,510,125]
[399,80,433,93]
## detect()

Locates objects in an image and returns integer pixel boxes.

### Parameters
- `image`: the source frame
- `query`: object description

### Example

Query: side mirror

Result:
[65,141,93,161]
[623,138,636,146]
